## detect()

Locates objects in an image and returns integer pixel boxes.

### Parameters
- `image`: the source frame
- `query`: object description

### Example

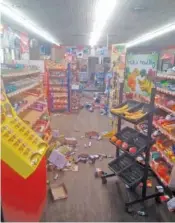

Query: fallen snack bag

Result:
[85,131,99,139]
[65,137,77,146]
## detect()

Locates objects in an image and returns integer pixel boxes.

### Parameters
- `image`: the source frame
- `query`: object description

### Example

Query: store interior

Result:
[1,0,175,222]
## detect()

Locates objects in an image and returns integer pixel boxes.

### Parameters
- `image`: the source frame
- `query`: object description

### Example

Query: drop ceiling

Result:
[3,0,175,48]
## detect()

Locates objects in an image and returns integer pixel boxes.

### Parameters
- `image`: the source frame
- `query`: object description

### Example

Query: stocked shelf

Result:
[157,73,175,80]
[152,144,175,167]
[7,82,41,98]
[153,121,175,142]
[150,162,169,186]
[17,94,44,114]
[110,127,152,157]
[46,65,70,113]
[2,70,40,78]
[111,100,151,125]
[156,87,175,97]
[155,103,175,116]
[131,94,175,115]
[49,83,67,87]
[21,106,47,127]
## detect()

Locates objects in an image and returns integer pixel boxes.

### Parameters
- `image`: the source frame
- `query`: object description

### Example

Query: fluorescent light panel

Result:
[0,1,60,45]
[89,0,117,46]
[126,22,175,48]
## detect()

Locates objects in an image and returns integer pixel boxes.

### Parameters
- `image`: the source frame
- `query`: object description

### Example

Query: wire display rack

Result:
[101,83,172,213]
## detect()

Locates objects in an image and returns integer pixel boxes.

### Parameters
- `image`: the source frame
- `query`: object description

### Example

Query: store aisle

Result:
[41,107,162,222]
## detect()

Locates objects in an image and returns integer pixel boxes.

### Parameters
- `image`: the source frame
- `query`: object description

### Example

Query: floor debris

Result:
[50,183,68,201]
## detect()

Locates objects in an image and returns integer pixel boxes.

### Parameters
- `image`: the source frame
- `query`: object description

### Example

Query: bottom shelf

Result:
[150,162,169,186]
[108,154,145,188]
[119,163,145,188]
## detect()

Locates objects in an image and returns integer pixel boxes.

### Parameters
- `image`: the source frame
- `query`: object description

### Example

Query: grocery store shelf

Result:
[155,103,175,116]
[153,145,175,167]
[17,94,44,114]
[50,75,66,78]
[7,82,41,98]
[50,90,68,93]
[153,121,175,142]
[156,87,175,97]
[157,73,175,80]
[150,162,168,186]
[133,96,175,115]
[50,83,67,86]
[22,106,47,127]
[2,70,40,78]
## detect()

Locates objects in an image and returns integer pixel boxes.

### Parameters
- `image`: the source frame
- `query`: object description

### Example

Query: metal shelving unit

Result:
[101,83,175,212]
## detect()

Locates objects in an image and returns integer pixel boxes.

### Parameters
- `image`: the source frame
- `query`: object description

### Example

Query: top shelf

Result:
[157,72,175,80]
[111,100,151,125]
[156,87,175,97]
[2,70,40,78]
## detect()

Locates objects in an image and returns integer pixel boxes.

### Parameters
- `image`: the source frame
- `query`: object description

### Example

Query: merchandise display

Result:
[1,91,48,178]
[156,80,175,96]
[45,60,69,112]
[71,67,81,112]
[104,55,175,214]
[1,62,52,143]
[110,100,150,124]
[1,19,175,223]
[2,0,175,221]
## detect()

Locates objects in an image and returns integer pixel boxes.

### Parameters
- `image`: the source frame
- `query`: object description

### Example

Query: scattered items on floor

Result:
[71,164,79,172]
[84,102,92,109]
[160,195,170,202]
[47,163,56,172]
[78,153,89,159]
[94,168,104,178]
[107,154,114,158]
[100,108,106,115]
[88,141,92,147]
[139,179,152,188]
[52,129,60,138]
[93,92,101,103]
[167,197,175,212]
[85,131,99,139]
[88,155,99,164]
[57,135,66,145]
[98,135,102,140]
[74,128,80,132]
[53,113,61,117]
[137,210,148,216]
[84,144,87,148]
[58,145,72,155]
[50,183,68,201]
[88,156,96,164]
[65,137,77,147]
[54,173,59,180]
[98,153,107,158]
[89,106,94,112]
[48,149,67,169]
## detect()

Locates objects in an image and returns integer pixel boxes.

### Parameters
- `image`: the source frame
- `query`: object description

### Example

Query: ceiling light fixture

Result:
[0,1,60,45]
[89,0,117,47]
[126,22,175,48]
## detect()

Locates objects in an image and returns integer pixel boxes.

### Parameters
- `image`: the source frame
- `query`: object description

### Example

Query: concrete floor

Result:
[41,105,173,222]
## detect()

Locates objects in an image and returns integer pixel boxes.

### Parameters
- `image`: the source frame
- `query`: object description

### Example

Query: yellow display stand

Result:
[1,91,48,179]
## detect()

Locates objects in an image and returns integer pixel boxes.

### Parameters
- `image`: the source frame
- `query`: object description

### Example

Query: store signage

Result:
[96,47,108,56]
[125,53,158,97]
[111,44,126,81]
[71,84,80,90]
[20,32,29,53]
